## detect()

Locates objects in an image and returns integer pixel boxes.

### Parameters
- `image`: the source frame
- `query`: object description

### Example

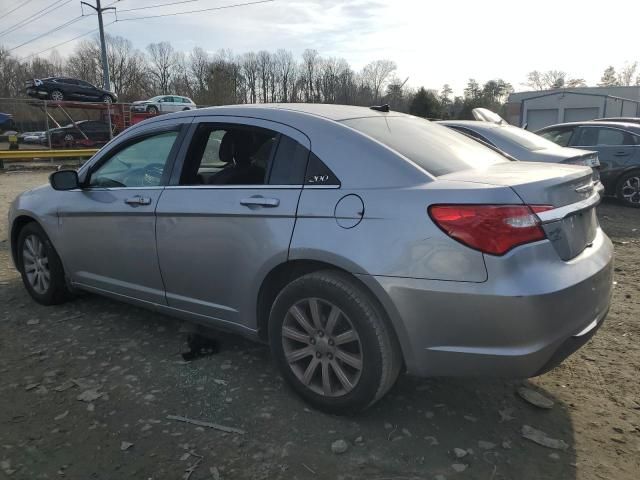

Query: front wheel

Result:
[17,222,71,305]
[269,270,402,414]
[147,105,158,114]
[102,94,113,103]
[50,90,64,101]
[616,171,640,207]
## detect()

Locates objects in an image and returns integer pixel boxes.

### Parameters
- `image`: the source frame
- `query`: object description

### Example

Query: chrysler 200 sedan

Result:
[8,104,613,413]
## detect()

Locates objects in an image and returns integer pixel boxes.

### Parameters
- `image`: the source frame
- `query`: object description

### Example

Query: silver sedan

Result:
[8,104,613,413]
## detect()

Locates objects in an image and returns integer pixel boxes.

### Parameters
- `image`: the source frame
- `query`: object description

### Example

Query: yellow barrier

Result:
[0,149,98,160]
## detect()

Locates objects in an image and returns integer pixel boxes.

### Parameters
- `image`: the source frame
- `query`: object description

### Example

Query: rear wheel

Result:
[50,90,64,101]
[17,222,71,305]
[269,270,402,414]
[616,171,640,208]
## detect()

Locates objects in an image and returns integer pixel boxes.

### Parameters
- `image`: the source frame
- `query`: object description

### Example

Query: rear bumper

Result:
[362,228,614,378]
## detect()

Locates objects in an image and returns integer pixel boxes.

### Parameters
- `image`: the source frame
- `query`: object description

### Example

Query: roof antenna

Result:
[370,104,390,112]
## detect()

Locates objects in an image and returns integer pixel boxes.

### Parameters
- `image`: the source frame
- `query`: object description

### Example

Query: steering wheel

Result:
[123,163,164,187]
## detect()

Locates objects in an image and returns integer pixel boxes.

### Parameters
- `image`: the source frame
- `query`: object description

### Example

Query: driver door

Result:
[56,125,186,304]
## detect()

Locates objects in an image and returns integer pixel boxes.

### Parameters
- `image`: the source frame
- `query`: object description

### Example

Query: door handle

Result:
[125,195,152,206]
[240,196,280,208]
[614,151,630,156]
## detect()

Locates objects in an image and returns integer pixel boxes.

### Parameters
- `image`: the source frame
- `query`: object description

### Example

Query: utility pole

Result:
[81,0,115,91]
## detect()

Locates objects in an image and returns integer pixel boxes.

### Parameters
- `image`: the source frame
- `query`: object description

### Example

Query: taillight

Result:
[428,204,553,256]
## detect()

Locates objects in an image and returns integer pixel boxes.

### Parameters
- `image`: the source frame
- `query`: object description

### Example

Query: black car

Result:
[25,77,117,103]
[537,121,640,207]
[47,120,112,148]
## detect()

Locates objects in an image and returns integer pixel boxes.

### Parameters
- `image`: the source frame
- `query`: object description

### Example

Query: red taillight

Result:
[428,204,553,256]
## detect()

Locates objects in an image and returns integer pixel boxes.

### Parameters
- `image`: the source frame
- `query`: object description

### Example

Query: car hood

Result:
[132,100,151,105]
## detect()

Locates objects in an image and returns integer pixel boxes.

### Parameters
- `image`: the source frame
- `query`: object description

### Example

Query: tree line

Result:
[1,35,638,120]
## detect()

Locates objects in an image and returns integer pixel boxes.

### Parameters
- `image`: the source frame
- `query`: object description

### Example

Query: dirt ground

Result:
[1,170,638,480]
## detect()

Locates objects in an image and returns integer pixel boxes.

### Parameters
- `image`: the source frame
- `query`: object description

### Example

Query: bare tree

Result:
[274,49,295,102]
[618,62,638,86]
[146,42,177,94]
[301,49,320,102]
[189,47,210,102]
[241,52,258,103]
[361,59,396,103]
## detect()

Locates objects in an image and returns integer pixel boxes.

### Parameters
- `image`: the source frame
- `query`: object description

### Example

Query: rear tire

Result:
[616,171,640,208]
[269,270,402,414]
[17,222,71,305]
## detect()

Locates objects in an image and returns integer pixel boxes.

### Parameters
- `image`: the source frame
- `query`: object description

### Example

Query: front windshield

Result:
[495,125,562,151]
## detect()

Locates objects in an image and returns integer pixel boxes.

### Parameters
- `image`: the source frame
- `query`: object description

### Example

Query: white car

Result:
[131,95,196,114]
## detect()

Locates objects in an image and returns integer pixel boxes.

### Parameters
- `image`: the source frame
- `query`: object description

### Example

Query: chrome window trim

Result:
[164,185,303,190]
[536,191,601,223]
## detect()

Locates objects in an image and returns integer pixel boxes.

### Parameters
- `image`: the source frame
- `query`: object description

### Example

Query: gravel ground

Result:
[1,170,639,480]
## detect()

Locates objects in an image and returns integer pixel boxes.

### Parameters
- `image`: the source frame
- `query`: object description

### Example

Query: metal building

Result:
[506,86,640,130]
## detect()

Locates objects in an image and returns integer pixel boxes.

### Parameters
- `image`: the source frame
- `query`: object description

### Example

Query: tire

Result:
[616,171,640,208]
[63,133,75,146]
[269,270,402,414]
[147,105,158,114]
[102,94,113,103]
[17,222,71,305]
[50,90,64,101]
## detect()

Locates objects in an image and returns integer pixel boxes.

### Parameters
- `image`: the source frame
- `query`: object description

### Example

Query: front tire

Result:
[616,171,640,207]
[102,94,113,103]
[269,270,402,414]
[50,90,64,101]
[147,105,158,114]
[17,222,71,305]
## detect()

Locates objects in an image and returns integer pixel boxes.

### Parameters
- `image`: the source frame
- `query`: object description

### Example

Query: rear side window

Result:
[574,127,636,146]
[539,127,574,146]
[341,116,508,176]
[268,135,309,185]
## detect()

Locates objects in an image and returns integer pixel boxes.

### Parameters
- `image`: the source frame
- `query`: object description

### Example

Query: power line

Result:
[8,16,87,52]
[0,0,37,20]
[0,0,72,38]
[117,0,274,21]
[118,0,203,13]
[20,21,115,61]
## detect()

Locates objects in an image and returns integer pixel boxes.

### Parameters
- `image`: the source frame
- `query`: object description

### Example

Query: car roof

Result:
[182,103,400,121]
[538,121,640,132]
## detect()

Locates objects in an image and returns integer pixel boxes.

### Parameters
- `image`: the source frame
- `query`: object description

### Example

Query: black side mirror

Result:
[50,170,80,190]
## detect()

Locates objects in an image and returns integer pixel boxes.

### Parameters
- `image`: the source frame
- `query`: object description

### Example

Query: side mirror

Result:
[50,170,80,190]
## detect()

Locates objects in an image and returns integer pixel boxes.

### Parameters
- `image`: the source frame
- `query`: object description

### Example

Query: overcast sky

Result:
[3,0,639,94]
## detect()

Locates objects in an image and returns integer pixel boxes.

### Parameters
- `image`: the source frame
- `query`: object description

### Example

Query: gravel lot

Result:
[1,170,639,480]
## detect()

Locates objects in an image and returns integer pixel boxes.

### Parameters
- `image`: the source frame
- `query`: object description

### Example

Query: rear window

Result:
[491,125,561,151]
[341,116,508,176]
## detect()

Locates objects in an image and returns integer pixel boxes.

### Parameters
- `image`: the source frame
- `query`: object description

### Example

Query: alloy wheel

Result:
[50,90,63,101]
[621,176,640,205]
[281,298,363,397]
[22,234,50,295]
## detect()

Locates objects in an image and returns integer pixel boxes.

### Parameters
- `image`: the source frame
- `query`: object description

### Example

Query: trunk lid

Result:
[440,162,599,260]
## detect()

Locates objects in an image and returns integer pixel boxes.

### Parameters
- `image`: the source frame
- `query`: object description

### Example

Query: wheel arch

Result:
[255,259,409,369]
[10,214,38,268]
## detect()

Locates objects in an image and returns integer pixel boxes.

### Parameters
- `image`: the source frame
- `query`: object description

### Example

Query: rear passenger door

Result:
[155,117,311,331]
[571,126,640,187]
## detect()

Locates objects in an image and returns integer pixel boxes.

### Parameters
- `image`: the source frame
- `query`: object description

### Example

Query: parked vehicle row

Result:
[9,104,613,413]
